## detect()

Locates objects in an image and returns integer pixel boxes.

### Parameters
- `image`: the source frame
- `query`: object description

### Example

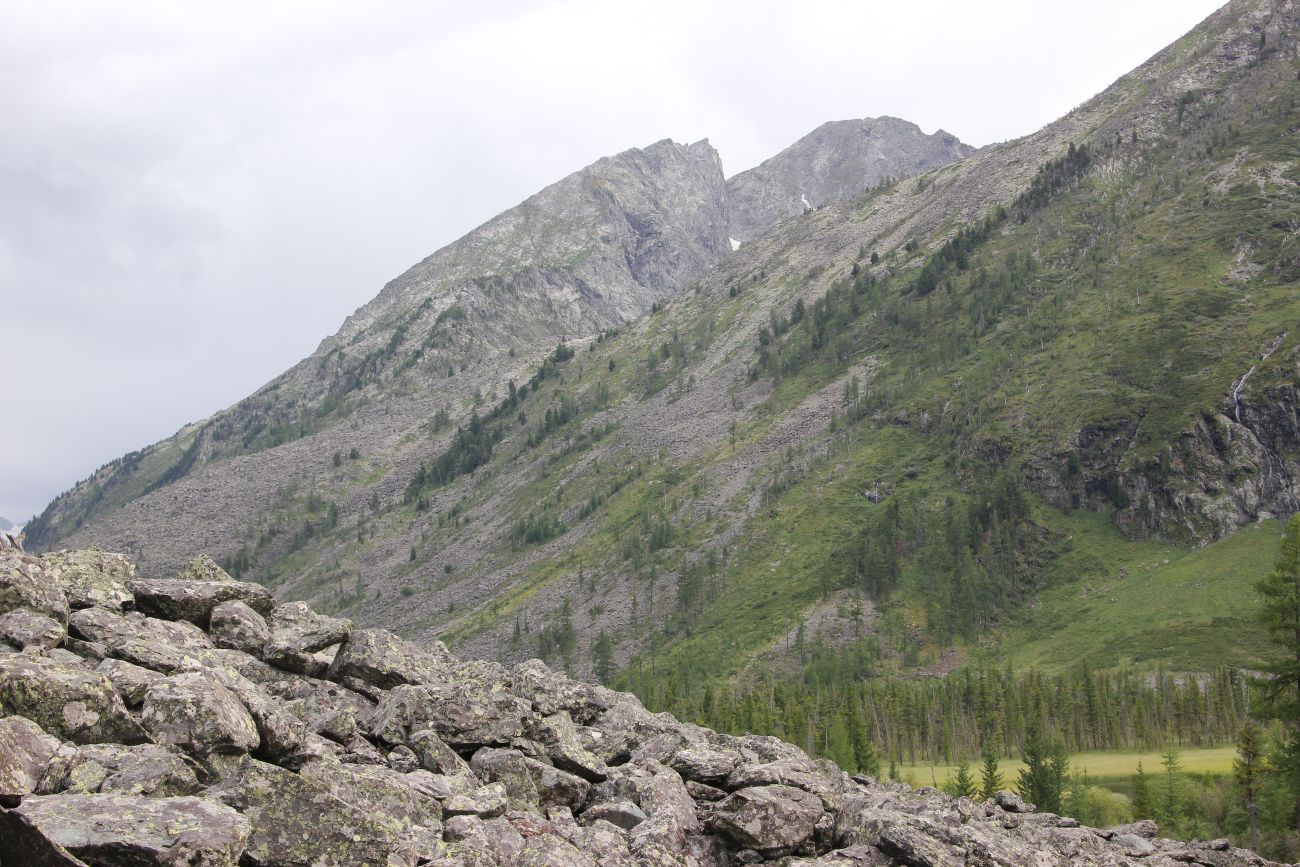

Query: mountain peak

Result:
[725,116,975,242]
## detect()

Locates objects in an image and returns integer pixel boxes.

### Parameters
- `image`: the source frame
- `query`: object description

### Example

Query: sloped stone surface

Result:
[40,550,136,611]
[328,627,446,689]
[128,577,275,627]
[17,793,250,867]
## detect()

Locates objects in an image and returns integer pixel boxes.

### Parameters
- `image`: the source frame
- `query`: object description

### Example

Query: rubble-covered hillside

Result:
[0,548,1288,866]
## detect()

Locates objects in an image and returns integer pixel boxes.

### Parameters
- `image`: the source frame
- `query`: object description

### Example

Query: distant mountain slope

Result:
[725,116,974,243]
[26,0,1298,716]
[26,123,963,571]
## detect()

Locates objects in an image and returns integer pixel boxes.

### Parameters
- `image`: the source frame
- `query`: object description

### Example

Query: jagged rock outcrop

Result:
[0,549,1287,866]
[725,117,974,243]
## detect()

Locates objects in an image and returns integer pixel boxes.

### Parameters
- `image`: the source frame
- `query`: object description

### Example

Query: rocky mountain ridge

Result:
[724,117,974,243]
[24,118,972,570]
[1,547,1289,866]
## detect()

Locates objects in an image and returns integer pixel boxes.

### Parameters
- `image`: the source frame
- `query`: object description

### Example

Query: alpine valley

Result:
[14,0,1300,861]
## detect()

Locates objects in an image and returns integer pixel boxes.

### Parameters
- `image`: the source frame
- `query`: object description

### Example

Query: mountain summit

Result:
[726,116,975,243]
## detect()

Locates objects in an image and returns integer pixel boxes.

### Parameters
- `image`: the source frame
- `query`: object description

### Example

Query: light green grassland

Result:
[901,745,1237,791]
[981,513,1279,672]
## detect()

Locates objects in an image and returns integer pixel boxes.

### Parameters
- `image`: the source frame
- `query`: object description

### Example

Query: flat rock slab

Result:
[128,578,275,627]
[0,655,149,745]
[40,550,136,611]
[17,793,250,867]
[0,807,90,866]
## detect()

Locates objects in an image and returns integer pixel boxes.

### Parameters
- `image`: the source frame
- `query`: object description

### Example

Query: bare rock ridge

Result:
[725,117,976,243]
[1,548,1285,866]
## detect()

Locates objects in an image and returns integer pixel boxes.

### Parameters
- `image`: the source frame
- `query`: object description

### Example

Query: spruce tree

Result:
[1234,720,1265,852]
[1256,514,1300,834]
[1132,762,1154,820]
[950,758,977,799]
[980,740,1004,800]
[1160,744,1183,833]
[1018,723,1063,813]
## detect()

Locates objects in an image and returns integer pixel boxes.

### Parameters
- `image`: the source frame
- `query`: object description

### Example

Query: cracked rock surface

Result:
[0,548,1290,866]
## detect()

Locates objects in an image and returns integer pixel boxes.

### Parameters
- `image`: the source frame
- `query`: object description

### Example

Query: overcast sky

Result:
[0,0,1225,523]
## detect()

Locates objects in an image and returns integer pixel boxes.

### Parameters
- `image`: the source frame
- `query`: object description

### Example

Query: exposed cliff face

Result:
[0,549,1286,866]
[725,117,974,243]
[1029,347,1300,546]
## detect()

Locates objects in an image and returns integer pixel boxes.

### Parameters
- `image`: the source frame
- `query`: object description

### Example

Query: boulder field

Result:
[0,549,1287,866]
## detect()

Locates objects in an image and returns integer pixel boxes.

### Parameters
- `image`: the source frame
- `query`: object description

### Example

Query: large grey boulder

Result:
[17,793,251,866]
[0,655,149,745]
[128,576,275,628]
[208,599,270,655]
[0,551,69,625]
[370,681,531,747]
[140,671,260,757]
[328,627,447,690]
[40,550,136,611]
[0,607,66,650]
[95,658,163,707]
[39,743,200,798]
[709,784,824,852]
[0,715,61,801]
[205,756,435,866]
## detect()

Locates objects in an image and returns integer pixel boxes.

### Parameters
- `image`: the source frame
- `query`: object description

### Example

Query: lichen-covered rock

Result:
[95,658,163,707]
[580,798,647,830]
[0,655,149,745]
[527,711,610,782]
[710,785,824,853]
[17,793,251,867]
[128,576,275,627]
[0,551,69,625]
[206,756,434,866]
[0,607,66,650]
[208,600,270,655]
[445,781,509,818]
[298,759,443,831]
[40,550,136,611]
[5,548,1291,867]
[0,715,61,800]
[328,628,446,689]
[140,671,260,757]
[470,747,539,803]
[263,601,350,659]
[370,682,531,748]
[0,805,89,866]
[39,743,200,798]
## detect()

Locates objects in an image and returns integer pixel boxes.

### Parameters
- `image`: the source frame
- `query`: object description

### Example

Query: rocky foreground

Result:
[0,549,1288,866]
